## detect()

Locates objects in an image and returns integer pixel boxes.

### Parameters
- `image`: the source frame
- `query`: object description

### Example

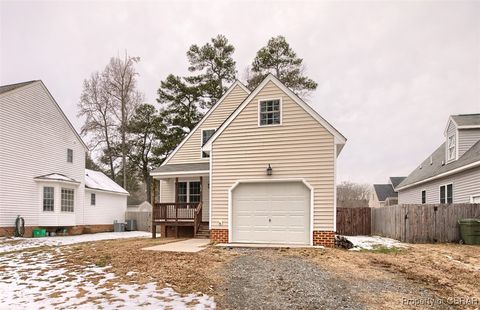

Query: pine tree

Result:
[186,34,237,108]
[247,36,317,96]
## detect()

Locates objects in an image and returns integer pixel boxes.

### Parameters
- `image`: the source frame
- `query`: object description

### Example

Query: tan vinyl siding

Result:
[168,85,249,164]
[458,128,480,157]
[398,167,480,204]
[211,81,335,231]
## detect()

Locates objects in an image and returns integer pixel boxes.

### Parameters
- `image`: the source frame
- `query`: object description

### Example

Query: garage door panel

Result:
[232,182,310,245]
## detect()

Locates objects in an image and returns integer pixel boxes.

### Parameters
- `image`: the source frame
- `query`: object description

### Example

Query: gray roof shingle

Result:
[151,162,209,174]
[0,80,38,95]
[398,140,480,189]
[373,184,397,201]
[389,177,406,189]
[451,114,480,127]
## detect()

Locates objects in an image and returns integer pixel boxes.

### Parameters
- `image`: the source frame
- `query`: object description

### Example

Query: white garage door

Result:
[232,181,310,245]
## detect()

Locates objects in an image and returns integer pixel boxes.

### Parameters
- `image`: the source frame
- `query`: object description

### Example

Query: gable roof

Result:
[160,80,250,166]
[0,80,88,150]
[34,173,80,184]
[373,184,397,201]
[85,169,129,195]
[0,80,38,95]
[389,177,406,189]
[397,140,480,190]
[202,74,347,153]
[451,114,480,127]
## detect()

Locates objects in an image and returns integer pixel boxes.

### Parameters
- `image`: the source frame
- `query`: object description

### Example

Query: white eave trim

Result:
[150,170,210,177]
[396,160,480,191]
[203,74,347,151]
[85,187,130,196]
[458,125,480,130]
[160,81,250,166]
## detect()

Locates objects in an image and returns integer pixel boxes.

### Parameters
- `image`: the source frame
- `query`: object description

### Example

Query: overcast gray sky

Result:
[1,0,479,184]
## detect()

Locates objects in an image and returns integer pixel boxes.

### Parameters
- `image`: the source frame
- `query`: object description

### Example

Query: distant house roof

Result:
[0,80,38,95]
[451,114,480,127]
[397,140,480,190]
[151,162,209,175]
[85,169,129,195]
[389,177,406,189]
[34,173,80,184]
[373,184,397,201]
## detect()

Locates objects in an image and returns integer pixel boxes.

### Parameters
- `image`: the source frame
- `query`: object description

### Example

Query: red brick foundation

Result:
[0,225,114,237]
[313,231,335,247]
[210,229,228,243]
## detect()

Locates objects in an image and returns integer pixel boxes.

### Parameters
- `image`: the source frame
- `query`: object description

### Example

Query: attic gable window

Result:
[201,129,215,158]
[259,99,281,126]
[447,134,456,161]
[67,149,73,163]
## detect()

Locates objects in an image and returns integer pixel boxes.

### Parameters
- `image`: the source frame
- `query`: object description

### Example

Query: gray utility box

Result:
[113,221,126,232]
[126,219,137,231]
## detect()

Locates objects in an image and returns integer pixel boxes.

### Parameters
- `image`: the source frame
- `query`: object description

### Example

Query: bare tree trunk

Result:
[122,98,127,189]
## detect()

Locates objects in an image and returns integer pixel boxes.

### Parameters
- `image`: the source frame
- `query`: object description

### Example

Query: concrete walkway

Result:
[142,238,210,253]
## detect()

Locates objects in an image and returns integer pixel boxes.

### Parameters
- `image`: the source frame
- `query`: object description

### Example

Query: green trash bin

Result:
[33,228,46,238]
[458,218,480,245]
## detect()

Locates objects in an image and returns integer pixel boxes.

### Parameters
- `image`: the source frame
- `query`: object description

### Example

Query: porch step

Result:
[195,227,210,238]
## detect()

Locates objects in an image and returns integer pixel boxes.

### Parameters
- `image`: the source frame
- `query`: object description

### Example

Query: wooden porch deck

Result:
[151,202,203,237]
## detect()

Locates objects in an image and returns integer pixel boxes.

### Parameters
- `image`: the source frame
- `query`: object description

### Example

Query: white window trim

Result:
[470,194,480,203]
[200,128,216,159]
[421,189,426,204]
[258,98,283,127]
[446,133,456,162]
[60,187,75,213]
[439,183,453,204]
[177,180,201,205]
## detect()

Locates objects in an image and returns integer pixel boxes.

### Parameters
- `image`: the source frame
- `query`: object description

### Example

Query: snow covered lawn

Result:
[0,231,152,253]
[0,247,215,309]
[345,235,408,251]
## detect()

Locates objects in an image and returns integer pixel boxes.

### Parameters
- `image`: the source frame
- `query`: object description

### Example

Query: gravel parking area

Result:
[218,248,450,310]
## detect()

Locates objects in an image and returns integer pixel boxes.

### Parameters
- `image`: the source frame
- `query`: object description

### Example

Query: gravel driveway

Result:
[219,249,446,310]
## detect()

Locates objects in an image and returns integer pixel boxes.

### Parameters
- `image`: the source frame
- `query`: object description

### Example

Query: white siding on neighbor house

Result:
[158,175,210,222]
[458,128,480,157]
[168,85,249,164]
[398,167,480,204]
[211,81,336,231]
[0,82,86,228]
[83,189,127,225]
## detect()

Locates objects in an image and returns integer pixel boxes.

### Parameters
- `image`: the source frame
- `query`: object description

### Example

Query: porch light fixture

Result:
[266,164,273,176]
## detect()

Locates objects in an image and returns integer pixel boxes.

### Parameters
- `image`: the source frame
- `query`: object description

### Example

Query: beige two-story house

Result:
[150,74,346,247]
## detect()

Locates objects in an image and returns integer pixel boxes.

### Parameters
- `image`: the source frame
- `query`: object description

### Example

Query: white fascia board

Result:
[161,81,250,166]
[150,170,210,177]
[203,74,347,151]
[396,160,480,191]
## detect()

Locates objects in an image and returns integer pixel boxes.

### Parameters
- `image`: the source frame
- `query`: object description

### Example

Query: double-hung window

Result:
[61,188,74,212]
[421,190,426,204]
[90,193,96,206]
[440,184,453,204]
[447,134,456,161]
[259,99,281,126]
[67,149,73,163]
[176,181,201,205]
[201,129,215,158]
[43,187,54,212]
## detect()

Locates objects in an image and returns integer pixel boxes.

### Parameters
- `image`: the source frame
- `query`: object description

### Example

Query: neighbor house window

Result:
[176,181,201,205]
[471,195,480,203]
[43,187,54,212]
[67,149,73,163]
[61,188,74,212]
[90,193,96,206]
[259,99,281,126]
[440,184,453,204]
[201,129,215,158]
[447,134,456,161]
[421,190,426,204]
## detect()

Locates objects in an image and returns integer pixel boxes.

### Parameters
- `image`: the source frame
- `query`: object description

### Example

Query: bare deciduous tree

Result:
[337,181,371,205]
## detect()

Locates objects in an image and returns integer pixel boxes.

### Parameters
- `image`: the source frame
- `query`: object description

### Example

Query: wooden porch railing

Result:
[152,202,203,237]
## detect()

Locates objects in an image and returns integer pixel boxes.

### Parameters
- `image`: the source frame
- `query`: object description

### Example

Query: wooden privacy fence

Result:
[125,211,151,232]
[336,207,371,235]
[371,204,480,243]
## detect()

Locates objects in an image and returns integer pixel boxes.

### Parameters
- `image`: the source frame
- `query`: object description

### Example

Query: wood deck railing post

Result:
[151,178,156,238]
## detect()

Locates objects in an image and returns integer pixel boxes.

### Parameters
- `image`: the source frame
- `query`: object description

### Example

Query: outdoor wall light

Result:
[266,164,273,176]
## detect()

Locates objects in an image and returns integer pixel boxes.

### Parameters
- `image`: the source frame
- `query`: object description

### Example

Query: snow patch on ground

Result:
[0,231,152,253]
[345,235,408,251]
[0,248,215,309]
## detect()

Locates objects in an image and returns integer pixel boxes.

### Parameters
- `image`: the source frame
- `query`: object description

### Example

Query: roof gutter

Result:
[150,170,210,177]
[396,160,480,191]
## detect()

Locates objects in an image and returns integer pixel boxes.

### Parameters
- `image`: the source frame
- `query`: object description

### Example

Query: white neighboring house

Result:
[0,80,128,236]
